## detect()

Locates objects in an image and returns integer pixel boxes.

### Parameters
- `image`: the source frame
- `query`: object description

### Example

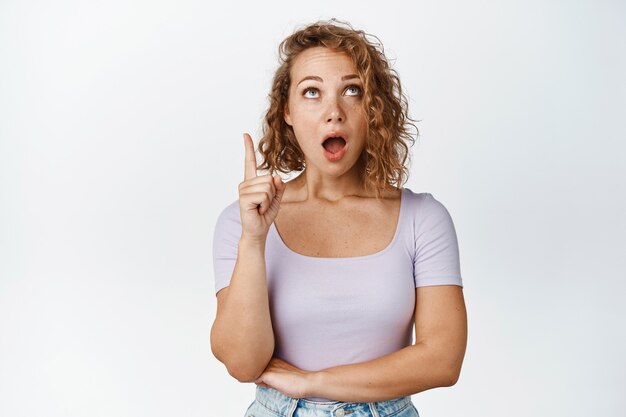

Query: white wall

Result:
[1,1,624,416]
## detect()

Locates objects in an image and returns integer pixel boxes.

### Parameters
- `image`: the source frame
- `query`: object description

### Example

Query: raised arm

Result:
[210,133,286,382]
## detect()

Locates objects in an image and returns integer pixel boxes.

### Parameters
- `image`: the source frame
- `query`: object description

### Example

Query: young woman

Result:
[211,19,467,417]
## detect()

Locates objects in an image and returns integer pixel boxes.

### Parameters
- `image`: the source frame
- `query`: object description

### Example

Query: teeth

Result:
[323,136,345,143]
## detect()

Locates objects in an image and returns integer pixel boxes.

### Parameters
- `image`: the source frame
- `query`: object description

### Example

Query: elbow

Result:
[440,362,463,387]
[227,364,265,383]
[435,342,465,387]
[213,351,269,383]
[210,335,273,383]
[211,348,269,383]
[442,368,461,387]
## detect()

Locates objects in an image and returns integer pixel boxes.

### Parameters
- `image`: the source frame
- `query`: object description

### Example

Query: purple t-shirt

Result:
[212,187,463,401]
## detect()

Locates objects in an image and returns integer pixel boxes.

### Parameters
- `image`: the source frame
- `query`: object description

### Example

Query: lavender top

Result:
[212,188,463,401]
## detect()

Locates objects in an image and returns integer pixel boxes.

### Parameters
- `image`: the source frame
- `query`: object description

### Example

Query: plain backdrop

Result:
[1,0,625,416]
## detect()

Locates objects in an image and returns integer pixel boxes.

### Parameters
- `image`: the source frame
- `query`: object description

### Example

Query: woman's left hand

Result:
[254,357,316,398]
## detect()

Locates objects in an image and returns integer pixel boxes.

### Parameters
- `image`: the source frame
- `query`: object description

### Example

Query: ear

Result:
[284,104,293,126]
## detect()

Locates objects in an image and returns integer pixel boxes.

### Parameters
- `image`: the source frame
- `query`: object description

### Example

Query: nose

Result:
[325,97,345,123]
[326,111,343,123]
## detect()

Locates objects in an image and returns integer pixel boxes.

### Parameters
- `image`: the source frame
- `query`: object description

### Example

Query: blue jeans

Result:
[245,385,420,417]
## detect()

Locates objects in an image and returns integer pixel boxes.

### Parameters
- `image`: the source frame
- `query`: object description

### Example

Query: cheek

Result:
[291,102,316,118]
[289,108,318,135]
[347,101,366,119]
[353,109,368,132]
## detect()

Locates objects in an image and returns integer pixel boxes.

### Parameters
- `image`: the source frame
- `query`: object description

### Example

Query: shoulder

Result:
[213,199,241,238]
[216,199,240,222]
[402,188,459,241]
[402,188,452,219]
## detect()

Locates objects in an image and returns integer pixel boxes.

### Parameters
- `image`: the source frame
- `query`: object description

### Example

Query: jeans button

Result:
[335,409,345,417]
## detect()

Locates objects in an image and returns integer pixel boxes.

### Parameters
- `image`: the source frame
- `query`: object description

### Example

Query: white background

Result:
[1,0,625,416]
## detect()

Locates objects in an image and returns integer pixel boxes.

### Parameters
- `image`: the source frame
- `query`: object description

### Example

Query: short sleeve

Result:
[412,193,463,288]
[212,201,242,294]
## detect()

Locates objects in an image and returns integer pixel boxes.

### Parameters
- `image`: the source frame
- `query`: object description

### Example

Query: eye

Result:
[344,85,362,96]
[303,88,319,98]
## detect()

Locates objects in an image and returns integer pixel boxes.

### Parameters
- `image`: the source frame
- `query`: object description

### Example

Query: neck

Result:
[291,163,367,203]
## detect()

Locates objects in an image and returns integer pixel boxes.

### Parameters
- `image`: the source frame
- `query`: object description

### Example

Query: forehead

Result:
[290,47,357,78]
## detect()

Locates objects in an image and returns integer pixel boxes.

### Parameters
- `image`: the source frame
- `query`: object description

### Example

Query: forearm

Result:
[307,343,460,402]
[211,237,275,381]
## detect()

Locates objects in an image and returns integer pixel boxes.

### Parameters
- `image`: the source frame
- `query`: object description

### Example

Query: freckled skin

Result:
[284,47,368,182]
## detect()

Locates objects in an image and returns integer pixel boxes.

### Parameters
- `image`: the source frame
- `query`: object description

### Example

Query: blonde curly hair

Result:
[257,19,418,198]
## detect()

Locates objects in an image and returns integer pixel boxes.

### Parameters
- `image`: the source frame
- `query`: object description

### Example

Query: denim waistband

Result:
[254,385,413,417]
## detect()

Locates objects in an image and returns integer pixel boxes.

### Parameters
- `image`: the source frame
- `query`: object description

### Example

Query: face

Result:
[284,47,368,176]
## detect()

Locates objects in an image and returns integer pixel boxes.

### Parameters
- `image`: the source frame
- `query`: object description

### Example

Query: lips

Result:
[323,137,346,154]
[321,131,348,154]
[321,131,348,162]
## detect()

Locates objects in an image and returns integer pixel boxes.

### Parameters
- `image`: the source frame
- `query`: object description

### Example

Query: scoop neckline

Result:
[270,187,407,261]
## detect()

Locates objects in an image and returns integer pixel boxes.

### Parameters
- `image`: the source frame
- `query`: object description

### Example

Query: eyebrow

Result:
[296,74,360,86]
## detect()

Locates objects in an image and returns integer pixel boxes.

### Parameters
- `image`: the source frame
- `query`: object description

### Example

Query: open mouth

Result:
[322,136,347,154]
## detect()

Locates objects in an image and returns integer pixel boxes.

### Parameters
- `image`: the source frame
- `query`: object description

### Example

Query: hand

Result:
[254,357,316,399]
[239,133,286,242]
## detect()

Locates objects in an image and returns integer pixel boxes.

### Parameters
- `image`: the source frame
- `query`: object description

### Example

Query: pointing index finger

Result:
[243,133,258,180]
